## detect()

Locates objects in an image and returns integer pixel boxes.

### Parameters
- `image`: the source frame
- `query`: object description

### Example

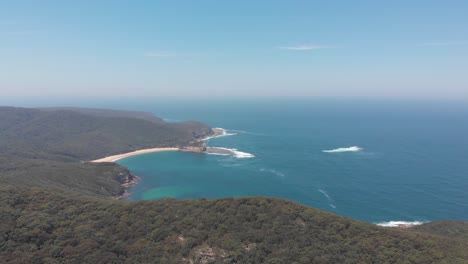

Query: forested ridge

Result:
[0,107,467,263]
[0,185,467,264]
[0,107,211,197]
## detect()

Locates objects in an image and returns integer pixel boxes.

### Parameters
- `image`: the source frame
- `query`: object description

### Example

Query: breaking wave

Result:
[211,147,255,159]
[322,146,362,153]
[375,221,427,227]
[206,152,230,156]
[202,128,237,141]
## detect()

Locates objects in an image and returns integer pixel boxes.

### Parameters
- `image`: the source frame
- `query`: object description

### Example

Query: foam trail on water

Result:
[206,152,230,156]
[322,146,362,153]
[318,189,337,209]
[228,129,265,136]
[375,221,427,227]
[260,168,285,177]
[318,189,330,199]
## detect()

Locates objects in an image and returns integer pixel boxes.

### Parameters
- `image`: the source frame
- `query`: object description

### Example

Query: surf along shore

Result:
[90,128,235,199]
[89,128,424,229]
[90,128,229,163]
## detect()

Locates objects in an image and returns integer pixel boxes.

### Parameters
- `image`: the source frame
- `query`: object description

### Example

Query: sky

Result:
[0,0,467,98]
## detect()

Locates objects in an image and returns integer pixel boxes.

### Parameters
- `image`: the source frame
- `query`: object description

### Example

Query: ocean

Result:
[7,97,468,224]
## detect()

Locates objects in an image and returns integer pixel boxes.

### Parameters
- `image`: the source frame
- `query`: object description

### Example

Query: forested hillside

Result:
[410,221,468,241]
[0,107,211,161]
[0,107,211,196]
[0,185,467,264]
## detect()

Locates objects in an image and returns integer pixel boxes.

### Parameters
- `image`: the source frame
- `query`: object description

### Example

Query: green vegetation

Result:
[0,106,467,263]
[0,107,211,161]
[0,185,467,264]
[0,107,211,196]
[0,155,130,197]
[39,107,166,123]
[411,221,468,241]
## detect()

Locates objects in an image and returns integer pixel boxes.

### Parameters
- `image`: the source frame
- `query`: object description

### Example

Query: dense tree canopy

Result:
[0,107,210,196]
[0,185,467,264]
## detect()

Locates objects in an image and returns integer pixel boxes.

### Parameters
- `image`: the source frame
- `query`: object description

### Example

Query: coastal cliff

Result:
[113,168,140,199]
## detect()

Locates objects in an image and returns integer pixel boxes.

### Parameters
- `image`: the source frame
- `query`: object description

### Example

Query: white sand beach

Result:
[91,147,179,163]
[91,128,236,163]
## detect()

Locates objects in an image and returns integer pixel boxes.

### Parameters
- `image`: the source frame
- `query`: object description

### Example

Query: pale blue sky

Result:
[1,0,467,97]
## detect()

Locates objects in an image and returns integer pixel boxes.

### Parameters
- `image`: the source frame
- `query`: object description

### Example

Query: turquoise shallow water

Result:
[114,98,468,224]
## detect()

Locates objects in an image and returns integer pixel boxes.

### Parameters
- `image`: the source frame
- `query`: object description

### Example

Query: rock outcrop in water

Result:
[181,143,207,153]
[112,168,140,199]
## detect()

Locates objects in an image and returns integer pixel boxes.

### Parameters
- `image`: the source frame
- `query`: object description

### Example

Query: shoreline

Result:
[91,127,228,163]
[89,127,428,227]
[375,221,426,229]
[91,147,180,163]
[113,174,141,200]
[92,127,242,199]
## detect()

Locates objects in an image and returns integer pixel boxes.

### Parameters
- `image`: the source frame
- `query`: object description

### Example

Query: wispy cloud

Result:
[278,45,332,50]
[421,41,468,47]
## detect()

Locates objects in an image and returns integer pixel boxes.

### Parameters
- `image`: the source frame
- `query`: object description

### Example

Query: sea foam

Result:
[375,221,427,227]
[212,147,254,158]
[322,146,362,153]
[202,128,237,141]
[206,152,230,156]
[318,189,331,199]
[207,147,255,159]
[260,168,285,177]
[318,189,337,209]
[228,129,265,136]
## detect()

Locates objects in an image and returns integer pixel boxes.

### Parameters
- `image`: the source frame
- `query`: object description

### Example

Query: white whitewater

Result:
[375,221,427,227]
[210,147,255,159]
[204,128,254,159]
[318,189,337,209]
[202,127,237,141]
[322,146,362,153]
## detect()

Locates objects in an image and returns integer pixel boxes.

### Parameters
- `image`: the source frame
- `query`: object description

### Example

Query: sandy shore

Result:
[91,128,229,163]
[91,147,179,163]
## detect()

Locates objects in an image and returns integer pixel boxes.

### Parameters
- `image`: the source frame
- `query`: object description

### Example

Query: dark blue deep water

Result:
[7,97,468,224]
[115,98,468,224]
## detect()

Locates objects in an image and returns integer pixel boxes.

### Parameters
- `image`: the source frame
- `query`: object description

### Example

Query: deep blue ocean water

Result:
[115,98,468,224]
[5,97,468,224]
